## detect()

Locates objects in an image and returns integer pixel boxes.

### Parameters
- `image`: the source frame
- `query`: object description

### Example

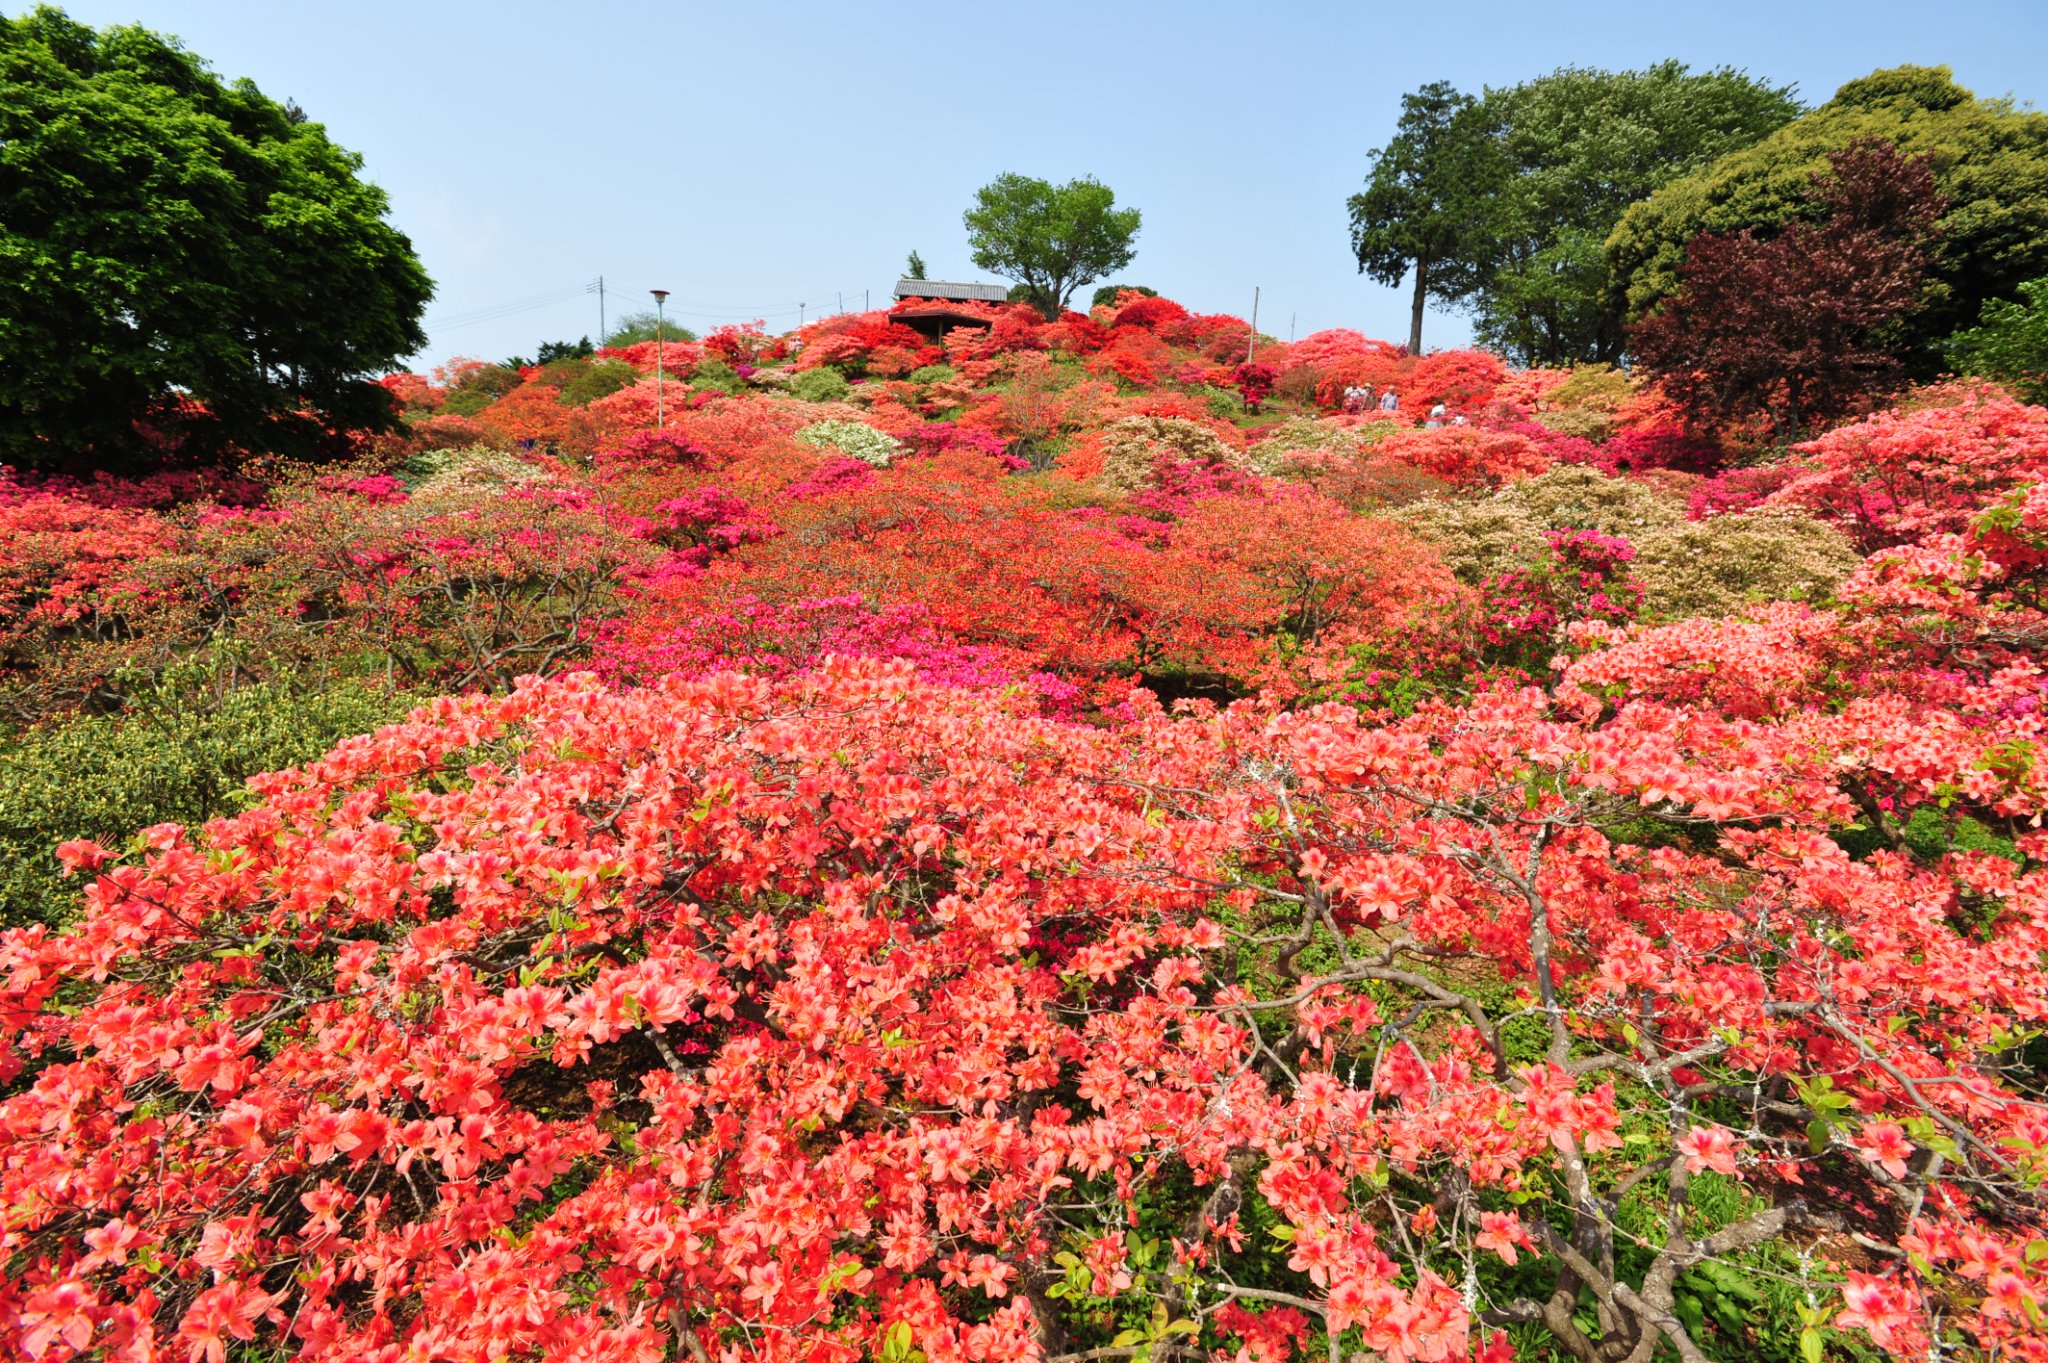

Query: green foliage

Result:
[1347,81,1502,351]
[964,173,1141,319]
[1947,278,2048,401]
[1091,284,1157,309]
[788,366,853,403]
[1201,386,1247,420]
[686,355,741,396]
[554,358,639,408]
[1835,806,2022,866]
[906,364,958,385]
[1468,64,1800,365]
[0,6,433,471]
[1608,65,2048,365]
[602,311,698,348]
[505,338,594,368]
[0,677,416,928]
[905,250,927,281]
[440,363,524,416]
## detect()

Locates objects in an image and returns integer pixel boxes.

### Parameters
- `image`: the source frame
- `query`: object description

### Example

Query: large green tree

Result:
[1468,63,1799,366]
[1947,278,2048,401]
[0,7,433,471]
[1607,65,2048,368]
[963,174,1140,319]
[1347,81,1500,354]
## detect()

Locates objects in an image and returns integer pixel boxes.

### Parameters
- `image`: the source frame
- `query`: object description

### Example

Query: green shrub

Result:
[440,363,524,416]
[0,679,418,929]
[556,358,640,407]
[1200,386,1246,421]
[907,364,959,385]
[788,367,853,403]
[689,356,743,396]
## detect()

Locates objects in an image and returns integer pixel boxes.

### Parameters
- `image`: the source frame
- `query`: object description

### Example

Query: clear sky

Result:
[32,0,2048,368]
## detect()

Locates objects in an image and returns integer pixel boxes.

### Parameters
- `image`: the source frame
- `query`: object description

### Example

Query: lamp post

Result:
[650,289,670,429]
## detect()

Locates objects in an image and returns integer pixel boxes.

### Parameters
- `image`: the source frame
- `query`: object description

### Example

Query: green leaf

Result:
[1800,1326,1825,1363]
[1808,1119,1831,1154]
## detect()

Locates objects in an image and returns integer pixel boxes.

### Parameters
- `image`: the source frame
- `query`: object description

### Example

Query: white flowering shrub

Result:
[795,419,901,467]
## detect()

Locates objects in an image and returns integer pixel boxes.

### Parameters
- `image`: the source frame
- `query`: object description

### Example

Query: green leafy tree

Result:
[964,174,1141,319]
[1091,284,1157,309]
[905,250,928,281]
[1608,65,2048,368]
[602,312,697,348]
[503,338,594,368]
[0,7,434,471]
[1469,63,1799,366]
[1347,81,1502,353]
[1947,278,2048,401]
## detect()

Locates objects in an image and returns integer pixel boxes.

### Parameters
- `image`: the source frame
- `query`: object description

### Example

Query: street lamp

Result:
[650,289,670,429]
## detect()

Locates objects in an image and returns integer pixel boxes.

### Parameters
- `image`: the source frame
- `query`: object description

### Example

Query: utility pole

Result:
[800,302,806,327]
[1290,312,1296,344]
[595,276,606,343]
[837,291,844,316]
[1247,287,1260,364]
[651,289,670,429]
[864,288,870,311]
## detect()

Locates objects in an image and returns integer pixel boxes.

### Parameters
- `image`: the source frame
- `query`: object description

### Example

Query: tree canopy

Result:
[1607,65,2048,366]
[1466,63,1800,366]
[1347,81,1500,353]
[1947,277,2048,401]
[0,6,433,471]
[964,174,1140,320]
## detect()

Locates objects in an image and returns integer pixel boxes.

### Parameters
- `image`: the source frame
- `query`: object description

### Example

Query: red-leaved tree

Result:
[1629,139,1945,440]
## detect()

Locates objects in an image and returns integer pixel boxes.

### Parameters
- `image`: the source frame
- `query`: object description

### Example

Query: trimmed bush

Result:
[788,367,853,403]
[0,679,418,928]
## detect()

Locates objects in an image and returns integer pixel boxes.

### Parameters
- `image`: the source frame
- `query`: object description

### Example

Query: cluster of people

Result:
[1339,386,1466,427]
[1341,384,1400,415]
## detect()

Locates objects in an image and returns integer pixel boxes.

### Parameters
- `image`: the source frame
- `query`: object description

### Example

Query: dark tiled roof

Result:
[892,279,1011,303]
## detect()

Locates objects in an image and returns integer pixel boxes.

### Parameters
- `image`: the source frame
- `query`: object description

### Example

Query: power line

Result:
[420,278,881,340]
[421,280,597,331]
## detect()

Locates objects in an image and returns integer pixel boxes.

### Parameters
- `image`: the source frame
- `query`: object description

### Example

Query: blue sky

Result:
[34,0,2048,367]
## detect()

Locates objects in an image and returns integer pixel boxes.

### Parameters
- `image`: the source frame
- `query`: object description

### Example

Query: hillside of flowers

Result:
[4,289,2048,1363]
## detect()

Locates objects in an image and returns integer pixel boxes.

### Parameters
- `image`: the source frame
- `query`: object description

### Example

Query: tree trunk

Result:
[1408,257,1429,354]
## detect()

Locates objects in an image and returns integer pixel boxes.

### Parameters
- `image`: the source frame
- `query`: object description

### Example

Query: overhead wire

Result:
[422,279,884,341]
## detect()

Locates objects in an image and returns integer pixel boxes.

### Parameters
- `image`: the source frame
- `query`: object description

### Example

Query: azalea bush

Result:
[5,286,2048,1363]
[6,621,2047,1360]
